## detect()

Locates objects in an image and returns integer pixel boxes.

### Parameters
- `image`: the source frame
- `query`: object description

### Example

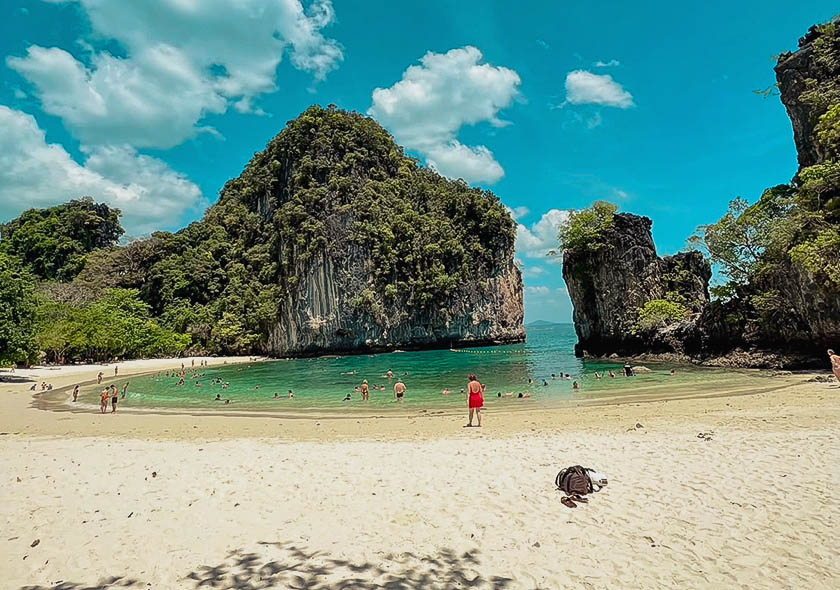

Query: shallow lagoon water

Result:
[81,324,773,413]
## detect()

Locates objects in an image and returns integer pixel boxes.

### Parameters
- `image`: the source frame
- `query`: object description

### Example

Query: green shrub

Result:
[634,299,690,333]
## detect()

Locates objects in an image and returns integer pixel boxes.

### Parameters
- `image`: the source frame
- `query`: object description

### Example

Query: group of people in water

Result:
[61,349,840,415]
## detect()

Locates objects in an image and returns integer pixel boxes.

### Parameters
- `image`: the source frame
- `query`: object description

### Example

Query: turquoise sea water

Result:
[81,324,770,413]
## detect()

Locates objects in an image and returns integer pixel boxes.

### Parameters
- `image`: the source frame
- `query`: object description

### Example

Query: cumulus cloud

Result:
[368,46,520,184]
[515,208,569,259]
[564,70,634,108]
[526,285,550,295]
[506,205,530,220]
[0,106,205,234]
[8,0,343,148]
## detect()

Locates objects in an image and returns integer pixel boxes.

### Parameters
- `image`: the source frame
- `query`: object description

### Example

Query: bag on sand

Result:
[555,465,605,496]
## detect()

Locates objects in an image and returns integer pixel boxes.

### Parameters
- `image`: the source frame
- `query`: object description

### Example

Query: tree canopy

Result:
[0,197,123,281]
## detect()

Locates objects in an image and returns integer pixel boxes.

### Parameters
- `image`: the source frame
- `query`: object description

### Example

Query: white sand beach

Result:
[1,359,839,589]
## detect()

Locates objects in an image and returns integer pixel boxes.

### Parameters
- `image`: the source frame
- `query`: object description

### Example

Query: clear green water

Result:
[80,324,772,413]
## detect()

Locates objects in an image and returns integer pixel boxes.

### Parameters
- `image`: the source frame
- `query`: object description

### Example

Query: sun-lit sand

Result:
[1,359,838,589]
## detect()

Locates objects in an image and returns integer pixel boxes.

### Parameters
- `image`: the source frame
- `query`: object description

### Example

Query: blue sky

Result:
[1,1,837,322]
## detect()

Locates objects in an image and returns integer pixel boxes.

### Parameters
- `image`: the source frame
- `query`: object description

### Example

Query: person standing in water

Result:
[465,374,484,427]
[121,382,129,399]
[361,379,370,401]
[72,385,79,402]
[393,379,406,402]
[829,349,840,382]
[97,371,103,385]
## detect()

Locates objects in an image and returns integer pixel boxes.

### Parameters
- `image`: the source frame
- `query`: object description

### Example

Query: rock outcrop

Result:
[562,21,840,369]
[93,105,525,356]
[562,214,710,357]
[775,24,840,169]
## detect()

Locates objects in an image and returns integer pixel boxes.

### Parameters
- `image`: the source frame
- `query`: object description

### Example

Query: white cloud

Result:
[565,70,634,108]
[0,106,205,234]
[525,285,551,295]
[521,265,546,278]
[506,205,530,220]
[515,208,569,259]
[526,285,550,295]
[425,142,504,184]
[594,59,620,67]
[8,0,343,148]
[368,46,520,184]
[586,112,602,129]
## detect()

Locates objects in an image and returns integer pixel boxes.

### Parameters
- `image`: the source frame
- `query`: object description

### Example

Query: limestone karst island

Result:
[1,4,838,589]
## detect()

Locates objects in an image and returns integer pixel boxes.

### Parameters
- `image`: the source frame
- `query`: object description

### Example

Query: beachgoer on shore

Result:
[100,389,109,413]
[361,379,370,401]
[394,379,406,402]
[72,385,79,402]
[111,389,119,413]
[829,349,840,382]
[465,374,483,427]
[114,366,118,376]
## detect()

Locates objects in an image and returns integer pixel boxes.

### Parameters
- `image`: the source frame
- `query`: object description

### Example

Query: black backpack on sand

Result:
[555,465,598,496]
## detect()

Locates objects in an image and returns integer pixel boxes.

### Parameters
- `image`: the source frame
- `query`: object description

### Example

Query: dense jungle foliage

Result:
[0,106,515,365]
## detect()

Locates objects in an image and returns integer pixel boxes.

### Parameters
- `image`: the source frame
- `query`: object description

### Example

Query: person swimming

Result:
[215,394,222,401]
[609,370,616,379]
[343,394,352,401]
[518,392,531,398]
[573,381,580,390]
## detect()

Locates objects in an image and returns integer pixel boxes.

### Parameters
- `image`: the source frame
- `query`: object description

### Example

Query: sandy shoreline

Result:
[2,358,839,588]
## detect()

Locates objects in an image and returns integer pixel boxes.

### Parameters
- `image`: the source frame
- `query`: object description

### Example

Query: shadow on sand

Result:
[20,542,515,590]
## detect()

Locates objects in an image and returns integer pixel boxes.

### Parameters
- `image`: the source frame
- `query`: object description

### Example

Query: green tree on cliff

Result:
[0,198,123,281]
[556,201,618,252]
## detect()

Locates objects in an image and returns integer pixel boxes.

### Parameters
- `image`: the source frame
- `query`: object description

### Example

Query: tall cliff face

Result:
[775,24,840,169]
[562,214,710,357]
[93,105,524,356]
